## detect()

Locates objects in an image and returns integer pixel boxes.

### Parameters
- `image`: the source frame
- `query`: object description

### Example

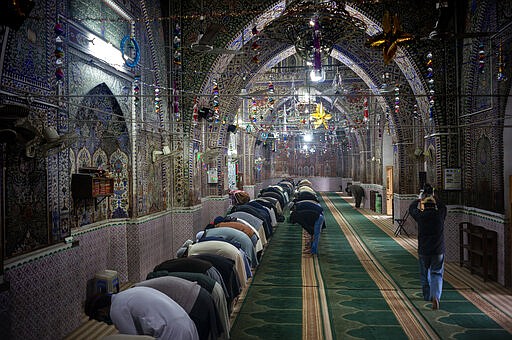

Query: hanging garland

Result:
[54,21,65,82]
[426,52,435,120]
[120,35,141,68]
[363,96,369,122]
[173,24,182,65]
[251,25,260,64]
[212,80,220,122]
[133,76,140,108]
[477,41,485,74]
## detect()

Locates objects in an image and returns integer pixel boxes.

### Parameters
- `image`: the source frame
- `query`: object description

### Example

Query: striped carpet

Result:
[319,192,512,339]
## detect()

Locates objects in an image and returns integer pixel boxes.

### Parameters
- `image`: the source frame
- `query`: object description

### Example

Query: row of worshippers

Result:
[289,179,326,255]
[84,182,290,340]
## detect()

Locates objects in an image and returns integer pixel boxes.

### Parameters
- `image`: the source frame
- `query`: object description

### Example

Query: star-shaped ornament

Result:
[366,11,414,64]
[311,103,332,129]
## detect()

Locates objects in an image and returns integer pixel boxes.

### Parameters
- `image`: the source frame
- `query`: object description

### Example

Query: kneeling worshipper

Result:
[247,199,278,227]
[227,211,267,251]
[152,255,229,303]
[134,276,223,340]
[230,203,273,238]
[289,200,325,255]
[255,196,284,222]
[146,271,231,340]
[187,239,248,287]
[199,226,259,268]
[213,216,259,249]
[85,286,198,340]
[174,242,242,310]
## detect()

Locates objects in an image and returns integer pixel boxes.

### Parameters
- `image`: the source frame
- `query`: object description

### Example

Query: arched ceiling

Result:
[174,0,445,148]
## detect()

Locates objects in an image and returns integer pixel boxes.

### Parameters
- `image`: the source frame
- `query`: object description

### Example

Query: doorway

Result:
[386,166,393,215]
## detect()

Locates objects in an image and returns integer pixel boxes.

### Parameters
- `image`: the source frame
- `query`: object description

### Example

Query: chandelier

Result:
[263,0,366,62]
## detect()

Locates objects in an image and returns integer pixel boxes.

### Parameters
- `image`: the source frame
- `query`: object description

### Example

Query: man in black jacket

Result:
[408,184,447,310]
[348,184,365,208]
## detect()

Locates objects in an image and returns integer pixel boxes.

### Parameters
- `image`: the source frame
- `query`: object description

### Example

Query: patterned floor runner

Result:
[231,192,512,339]
[320,192,512,339]
[230,221,304,339]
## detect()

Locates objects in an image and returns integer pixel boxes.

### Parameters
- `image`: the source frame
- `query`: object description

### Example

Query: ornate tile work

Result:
[4,145,48,258]
[110,149,130,218]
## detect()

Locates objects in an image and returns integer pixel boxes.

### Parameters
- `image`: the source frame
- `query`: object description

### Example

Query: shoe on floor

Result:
[431,297,439,310]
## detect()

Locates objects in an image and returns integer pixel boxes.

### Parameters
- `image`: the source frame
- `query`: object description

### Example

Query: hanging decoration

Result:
[54,21,65,82]
[120,34,140,68]
[251,25,260,64]
[133,76,140,108]
[192,96,199,125]
[212,80,220,122]
[394,84,400,118]
[366,11,414,64]
[267,80,275,108]
[385,107,391,135]
[173,80,180,121]
[250,97,257,122]
[477,41,485,74]
[363,97,369,122]
[310,103,332,129]
[173,24,182,65]
[311,15,323,81]
[154,87,161,115]
[497,40,507,81]
[426,52,435,120]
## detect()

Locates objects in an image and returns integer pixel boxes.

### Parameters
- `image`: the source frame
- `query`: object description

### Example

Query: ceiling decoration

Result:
[310,102,332,129]
[365,10,415,64]
[262,0,367,62]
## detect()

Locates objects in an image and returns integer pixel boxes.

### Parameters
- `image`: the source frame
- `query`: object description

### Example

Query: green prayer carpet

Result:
[230,221,304,340]
[229,193,511,339]
[320,193,511,339]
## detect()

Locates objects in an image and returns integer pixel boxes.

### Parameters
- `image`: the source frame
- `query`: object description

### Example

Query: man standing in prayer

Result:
[408,184,447,310]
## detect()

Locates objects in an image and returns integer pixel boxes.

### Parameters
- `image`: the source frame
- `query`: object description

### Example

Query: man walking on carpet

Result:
[408,183,447,310]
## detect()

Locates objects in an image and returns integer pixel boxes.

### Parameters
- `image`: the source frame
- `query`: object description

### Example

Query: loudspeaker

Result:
[227,124,237,133]
[1,0,35,31]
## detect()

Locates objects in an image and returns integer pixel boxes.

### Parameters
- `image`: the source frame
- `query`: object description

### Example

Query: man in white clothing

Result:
[85,286,199,340]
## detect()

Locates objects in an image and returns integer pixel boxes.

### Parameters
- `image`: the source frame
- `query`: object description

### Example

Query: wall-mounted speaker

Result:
[227,124,237,133]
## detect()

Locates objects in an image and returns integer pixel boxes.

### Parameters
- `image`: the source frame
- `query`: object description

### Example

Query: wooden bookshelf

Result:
[459,222,497,282]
